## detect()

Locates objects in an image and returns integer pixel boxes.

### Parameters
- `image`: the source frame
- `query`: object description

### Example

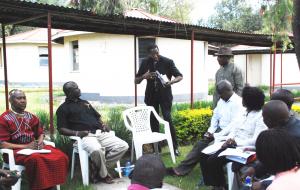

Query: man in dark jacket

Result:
[135,44,183,156]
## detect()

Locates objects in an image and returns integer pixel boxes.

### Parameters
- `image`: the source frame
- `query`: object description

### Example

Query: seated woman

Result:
[0,89,69,190]
[128,154,166,190]
[200,86,267,190]
[255,129,300,190]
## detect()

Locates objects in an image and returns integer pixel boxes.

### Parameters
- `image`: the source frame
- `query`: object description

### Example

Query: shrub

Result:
[208,84,215,95]
[173,108,212,145]
[258,85,270,93]
[172,101,213,112]
[35,110,50,131]
[106,106,132,147]
[292,105,300,115]
[35,110,57,133]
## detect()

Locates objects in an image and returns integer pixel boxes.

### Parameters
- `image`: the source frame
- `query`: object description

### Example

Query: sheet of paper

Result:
[17,149,51,155]
[218,148,255,164]
[219,148,255,157]
[201,141,224,155]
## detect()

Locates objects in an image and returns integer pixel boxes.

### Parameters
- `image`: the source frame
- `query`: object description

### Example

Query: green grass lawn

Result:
[162,145,209,190]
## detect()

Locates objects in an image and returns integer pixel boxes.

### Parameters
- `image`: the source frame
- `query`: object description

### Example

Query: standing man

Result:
[56,81,129,184]
[135,44,183,156]
[213,47,243,108]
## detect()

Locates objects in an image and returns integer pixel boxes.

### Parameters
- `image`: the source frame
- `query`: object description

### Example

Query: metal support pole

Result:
[190,30,194,109]
[272,44,276,93]
[269,48,272,96]
[1,24,9,110]
[245,54,248,84]
[47,13,54,136]
[280,51,283,89]
[134,35,137,107]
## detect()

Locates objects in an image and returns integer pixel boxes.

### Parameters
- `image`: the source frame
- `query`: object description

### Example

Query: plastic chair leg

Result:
[154,142,159,154]
[70,149,76,179]
[131,140,134,162]
[227,162,236,190]
[79,151,89,186]
[116,160,122,178]
[134,143,143,160]
[167,138,176,163]
[11,178,21,190]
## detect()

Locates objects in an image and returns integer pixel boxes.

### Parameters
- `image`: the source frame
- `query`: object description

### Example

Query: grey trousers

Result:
[81,130,129,178]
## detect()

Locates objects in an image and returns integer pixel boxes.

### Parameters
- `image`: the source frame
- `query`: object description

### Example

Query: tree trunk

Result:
[293,0,300,70]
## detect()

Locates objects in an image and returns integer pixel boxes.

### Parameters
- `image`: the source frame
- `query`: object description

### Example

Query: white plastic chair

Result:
[0,140,60,190]
[70,131,122,186]
[123,106,176,163]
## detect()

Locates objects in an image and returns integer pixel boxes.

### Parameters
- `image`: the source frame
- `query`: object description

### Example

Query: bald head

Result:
[262,100,290,128]
[216,80,233,101]
[63,81,81,99]
[9,89,27,113]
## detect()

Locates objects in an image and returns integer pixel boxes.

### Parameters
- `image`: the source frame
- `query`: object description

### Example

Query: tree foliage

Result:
[69,0,125,16]
[125,0,193,23]
[261,0,293,51]
[203,0,263,32]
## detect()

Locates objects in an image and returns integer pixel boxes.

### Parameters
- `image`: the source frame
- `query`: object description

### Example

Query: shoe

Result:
[101,175,114,184]
[174,149,180,157]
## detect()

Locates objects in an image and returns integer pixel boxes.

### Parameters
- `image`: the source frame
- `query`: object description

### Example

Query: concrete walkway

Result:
[92,177,182,190]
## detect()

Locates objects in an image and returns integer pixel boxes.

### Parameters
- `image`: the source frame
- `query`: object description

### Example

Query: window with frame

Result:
[138,38,156,65]
[72,41,79,71]
[39,47,48,66]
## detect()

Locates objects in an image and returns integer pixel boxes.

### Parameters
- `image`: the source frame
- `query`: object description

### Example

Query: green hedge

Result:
[173,108,212,145]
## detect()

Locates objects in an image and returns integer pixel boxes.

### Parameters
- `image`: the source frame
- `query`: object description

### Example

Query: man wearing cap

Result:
[213,47,243,108]
[135,44,183,156]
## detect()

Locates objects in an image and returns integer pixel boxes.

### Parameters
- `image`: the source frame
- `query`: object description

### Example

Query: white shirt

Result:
[207,93,244,134]
[214,110,267,146]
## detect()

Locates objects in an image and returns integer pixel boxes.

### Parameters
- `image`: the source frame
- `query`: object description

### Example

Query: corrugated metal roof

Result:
[124,9,176,23]
[0,0,285,47]
[1,28,64,43]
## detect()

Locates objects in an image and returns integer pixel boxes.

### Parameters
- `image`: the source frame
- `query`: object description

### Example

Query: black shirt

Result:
[56,98,102,133]
[136,55,182,104]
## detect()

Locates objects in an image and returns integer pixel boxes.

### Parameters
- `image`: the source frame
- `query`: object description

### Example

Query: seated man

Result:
[167,80,244,176]
[0,89,69,190]
[271,88,298,118]
[199,86,267,190]
[128,154,166,190]
[56,81,129,184]
[241,100,300,190]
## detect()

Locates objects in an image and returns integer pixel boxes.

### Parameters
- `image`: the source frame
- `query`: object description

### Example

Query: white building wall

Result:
[261,53,300,86]
[235,54,262,86]
[155,38,208,99]
[63,33,135,96]
[0,43,64,84]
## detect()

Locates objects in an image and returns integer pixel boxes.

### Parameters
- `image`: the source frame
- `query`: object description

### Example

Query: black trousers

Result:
[146,98,178,149]
[200,148,229,187]
[175,140,210,175]
[174,128,222,175]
